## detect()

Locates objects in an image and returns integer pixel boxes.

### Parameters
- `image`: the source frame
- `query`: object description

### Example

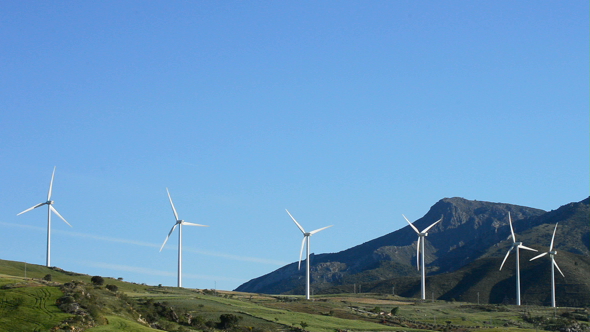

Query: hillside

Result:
[235,197,590,305]
[1,258,590,332]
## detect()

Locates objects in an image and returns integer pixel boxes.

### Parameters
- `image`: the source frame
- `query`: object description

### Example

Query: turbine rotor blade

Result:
[286,209,306,234]
[166,188,180,221]
[403,214,420,234]
[550,223,558,251]
[48,166,56,201]
[160,224,178,252]
[530,252,548,261]
[182,221,209,227]
[17,202,46,215]
[309,225,332,235]
[508,212,516,243]
[500,249,512,271]
[50,206,72,227]
[553,259,565,278]
[298,236,306,270]
[422,216,443,233]
[518,244,538,252]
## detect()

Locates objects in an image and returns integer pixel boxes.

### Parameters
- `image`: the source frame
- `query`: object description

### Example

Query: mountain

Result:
[235,197,590,305]
[235,197,546,294]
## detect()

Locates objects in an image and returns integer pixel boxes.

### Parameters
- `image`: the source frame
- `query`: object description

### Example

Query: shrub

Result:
[106,284,118,292]
[43,274,52,281]
[391,307,399,315]
[91,276,104,286]
[218,313,241,329]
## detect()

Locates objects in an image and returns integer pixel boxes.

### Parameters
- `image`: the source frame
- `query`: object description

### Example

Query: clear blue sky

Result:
[0,1,587,291]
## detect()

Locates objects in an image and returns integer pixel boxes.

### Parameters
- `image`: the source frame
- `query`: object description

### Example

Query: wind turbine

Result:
[160,188,208,288]
[286,209,332,300]
[530,223,564,308]
[17,167,72,267]
[499,212,537,306]
[403,214,443,300]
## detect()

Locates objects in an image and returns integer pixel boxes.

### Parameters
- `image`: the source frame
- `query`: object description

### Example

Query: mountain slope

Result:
[235,197,589,302]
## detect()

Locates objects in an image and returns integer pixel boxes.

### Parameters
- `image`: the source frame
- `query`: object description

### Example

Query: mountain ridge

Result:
[235,196,589,306]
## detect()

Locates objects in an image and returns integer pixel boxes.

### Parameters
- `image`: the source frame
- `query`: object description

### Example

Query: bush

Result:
[106,284,118,292]
[218,313,241,329]
[391,307,399,315]
[43,274,52,281]
[91,276,104,286]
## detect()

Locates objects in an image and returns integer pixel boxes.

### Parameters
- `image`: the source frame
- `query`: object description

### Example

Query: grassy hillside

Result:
[1,258,589,332]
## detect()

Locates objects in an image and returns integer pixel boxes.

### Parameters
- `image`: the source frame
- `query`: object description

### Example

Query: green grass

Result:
[86,316,159,332]
[0,282,72,332]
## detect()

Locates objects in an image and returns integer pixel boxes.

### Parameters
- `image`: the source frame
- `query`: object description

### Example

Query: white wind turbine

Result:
[17,166,72,267]
[499,212,537,306]
[403,214,443,300]
[286,209,332,300]
[159,188,208,288]
[530,223,564,308]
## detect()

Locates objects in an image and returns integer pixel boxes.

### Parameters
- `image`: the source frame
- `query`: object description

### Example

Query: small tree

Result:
[43,274,52,281]
[391,307,399,316]
[91,275,104,286]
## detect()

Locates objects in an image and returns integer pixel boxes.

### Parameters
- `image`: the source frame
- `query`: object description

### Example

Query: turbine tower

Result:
[286,209,332,300]
[530,223,564,308]
[499,212,537,306]
[17,166,72,267]
[160,188,208,288]
[403,214,443,300]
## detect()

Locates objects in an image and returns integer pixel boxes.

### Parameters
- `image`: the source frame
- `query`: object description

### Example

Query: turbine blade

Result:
[508,212,516,243]
[518,244,538,252]
[530,252,548,261]
[416,236,421,270]
[17,202,46,215]
[422,216,443,233]
[553,259,565,278]
[160,224,178,252]
[47,166,56,201]
[286,209,306,234]
[50,206,72,227]
[298,236,306,270]
[403,214,420,234]
[549,223,558,251]
[309,225,333,235]
[182,221,209,227]
[166,188,180,221]
[500,249,512,271]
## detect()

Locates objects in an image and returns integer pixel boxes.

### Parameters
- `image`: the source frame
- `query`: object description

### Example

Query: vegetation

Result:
[0,258,589,331]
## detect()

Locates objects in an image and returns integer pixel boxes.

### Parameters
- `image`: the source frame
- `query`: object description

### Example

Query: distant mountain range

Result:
[235,197,590,306]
